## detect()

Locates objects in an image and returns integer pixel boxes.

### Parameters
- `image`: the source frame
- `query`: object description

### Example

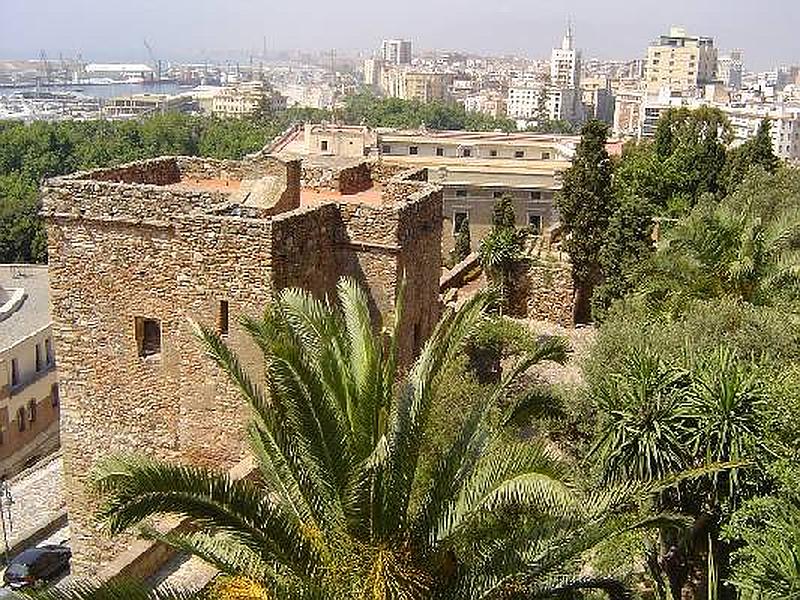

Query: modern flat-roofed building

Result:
[381,39,412,65]
[645,27,717,95]
[272,125,576,254]
[211,81,285,118]
[381,68,454,103]
[376,130,575,249]
[0,265,60,478]
[725,105,800,161]
[103,93,196,119]
[717,50,744,91]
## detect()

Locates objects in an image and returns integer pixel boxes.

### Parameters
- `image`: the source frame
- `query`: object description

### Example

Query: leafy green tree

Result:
[91,279,650,600]
[721,119,779,195]
[491,193,516,229]
[592,193,655,318]
[0,173,47,263]
[556,120,614,323]
[651,107,732,209]
[341,92,516,132]
[451,216,471,264]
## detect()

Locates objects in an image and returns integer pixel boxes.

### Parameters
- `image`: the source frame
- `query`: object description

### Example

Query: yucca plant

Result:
[92,278,661,600]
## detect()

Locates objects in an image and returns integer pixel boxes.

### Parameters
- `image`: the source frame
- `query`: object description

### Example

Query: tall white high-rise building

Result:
[550,23,581,89]
[363,58,383,86]
[548,23,584,123]
[381,39,412,65]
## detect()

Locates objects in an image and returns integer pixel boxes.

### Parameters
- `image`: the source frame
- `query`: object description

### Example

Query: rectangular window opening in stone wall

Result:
[135,317,162,358]
[542,152,551,160]
[490,150,498,157]
[528,214,542,235]
[382,145,391,154]
[35,343,43,372]
[409,146,419,155]
[436,147,444,156]
[493,191,504,199]
[321,140,329,152]
[28,399,37,423]
[218,300,230,336]
[455,189,467,198]
[10,359,19,388]
[51,383,60,408]
[530,190,542,200]
[515,150,525,158]
[17,408,25,432]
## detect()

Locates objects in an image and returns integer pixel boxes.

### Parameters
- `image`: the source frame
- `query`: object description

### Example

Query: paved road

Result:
[3,454,66,552]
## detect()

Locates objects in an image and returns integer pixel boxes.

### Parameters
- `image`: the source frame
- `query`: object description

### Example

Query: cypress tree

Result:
[556,120,614,323]
[452,217,472,263]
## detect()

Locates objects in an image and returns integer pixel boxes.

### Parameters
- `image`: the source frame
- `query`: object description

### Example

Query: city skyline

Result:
[1,0,798,71]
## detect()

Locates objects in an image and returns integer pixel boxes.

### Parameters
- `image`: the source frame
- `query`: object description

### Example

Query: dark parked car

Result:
[2,545,71,589]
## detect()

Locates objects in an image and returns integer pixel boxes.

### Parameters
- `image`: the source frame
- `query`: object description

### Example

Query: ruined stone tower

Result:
[41,153,442,576]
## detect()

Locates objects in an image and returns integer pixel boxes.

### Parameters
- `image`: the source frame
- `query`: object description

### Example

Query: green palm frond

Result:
[92,456,325,578]
[22,580,196,600]
[139,526,274,583]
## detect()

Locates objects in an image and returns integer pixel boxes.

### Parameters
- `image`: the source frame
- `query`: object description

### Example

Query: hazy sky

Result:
[1,0,797,70]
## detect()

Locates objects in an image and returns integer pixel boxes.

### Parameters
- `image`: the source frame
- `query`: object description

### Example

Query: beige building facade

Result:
[273,125,576,255]
[0,265,60,478]
[211,81,285,118]
[646,27,717,95]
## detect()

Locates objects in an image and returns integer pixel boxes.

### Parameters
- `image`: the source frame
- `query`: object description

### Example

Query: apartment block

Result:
[645,27,717,95]
[0,265,60,478]
[381,39,412,65]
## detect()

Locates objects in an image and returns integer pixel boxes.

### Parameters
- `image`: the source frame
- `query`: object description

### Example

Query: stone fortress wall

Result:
[42,154,442,577]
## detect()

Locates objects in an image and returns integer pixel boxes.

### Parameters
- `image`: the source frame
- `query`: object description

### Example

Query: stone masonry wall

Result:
[46,211,277,575]
[42,179,230,223]
[43,155,444,577]
[337,162,373,195]
[67,157,181,186]
[523,255,575,327]
[301,161,373,196]
[394,188,443,364]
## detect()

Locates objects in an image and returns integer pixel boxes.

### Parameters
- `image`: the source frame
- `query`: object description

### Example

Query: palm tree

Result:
[19,580,194,599]
[637,198,800,314]
[91,279,661,600]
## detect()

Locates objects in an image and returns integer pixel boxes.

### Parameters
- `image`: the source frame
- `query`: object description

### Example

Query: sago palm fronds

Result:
[91,278,658,599]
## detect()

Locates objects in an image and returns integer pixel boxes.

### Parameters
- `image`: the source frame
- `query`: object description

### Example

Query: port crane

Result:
[38,50,52,87]
[143,39,162,81]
